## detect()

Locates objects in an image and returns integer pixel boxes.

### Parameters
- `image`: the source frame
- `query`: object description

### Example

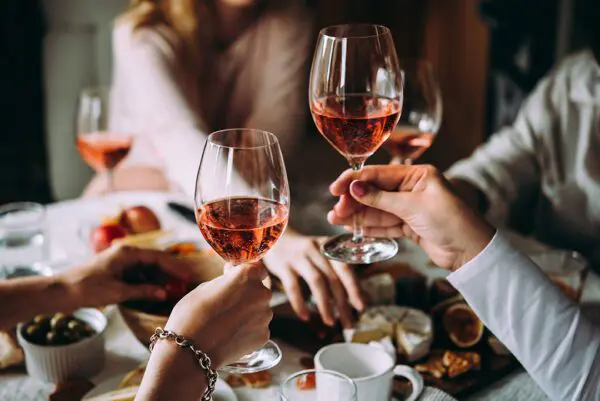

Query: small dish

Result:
[17,308,107,383]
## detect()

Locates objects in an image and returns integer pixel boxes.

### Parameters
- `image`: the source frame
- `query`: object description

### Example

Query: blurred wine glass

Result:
[309,24,403,264]
[383,60,442,165]
[76,86,133,193]
[194,128,289,373]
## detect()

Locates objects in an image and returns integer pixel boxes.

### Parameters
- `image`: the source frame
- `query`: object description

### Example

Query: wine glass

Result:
[76,86,133,193]
[194,128,289,373]
[309,24,404,264]
[383,60,442,165]
[280,369,357,401]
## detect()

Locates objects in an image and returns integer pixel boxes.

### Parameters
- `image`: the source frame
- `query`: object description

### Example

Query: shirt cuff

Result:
[447,230,511,287]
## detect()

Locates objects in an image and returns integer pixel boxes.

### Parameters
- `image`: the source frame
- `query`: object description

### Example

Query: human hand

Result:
[263,231,364,328]
[59,244,190,308]
[164,263,272,368]
[328,165,495,271]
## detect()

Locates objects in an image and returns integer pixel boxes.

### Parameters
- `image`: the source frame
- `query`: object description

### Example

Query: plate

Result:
[83,373,237,401]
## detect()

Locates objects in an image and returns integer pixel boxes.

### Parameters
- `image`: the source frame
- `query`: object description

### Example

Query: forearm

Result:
[0,275,79,329]
[448,233,600,401]
[136,341,208,401]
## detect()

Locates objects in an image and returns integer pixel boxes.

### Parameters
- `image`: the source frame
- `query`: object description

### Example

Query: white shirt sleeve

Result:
[447,232,600,401]
[445,74,558,226]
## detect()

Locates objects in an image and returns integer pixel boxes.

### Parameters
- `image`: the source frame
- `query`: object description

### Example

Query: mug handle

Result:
[393,365,424,401]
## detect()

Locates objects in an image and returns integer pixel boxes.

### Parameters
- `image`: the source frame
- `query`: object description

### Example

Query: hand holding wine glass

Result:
[309,24,403,264]
[76,86,133,193]
[194,128,289,373]
[383,60,442,165]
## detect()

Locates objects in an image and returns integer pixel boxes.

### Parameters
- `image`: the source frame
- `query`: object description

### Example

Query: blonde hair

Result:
[119,0,214,69]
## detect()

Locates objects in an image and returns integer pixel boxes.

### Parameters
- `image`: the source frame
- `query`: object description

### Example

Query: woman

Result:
[83,0,363,328]
[1,244,272,401]
[328,164,600,401]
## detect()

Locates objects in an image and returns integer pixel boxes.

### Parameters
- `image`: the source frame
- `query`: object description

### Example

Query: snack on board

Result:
[295,372,316,390]
[415,352,446,379]
[350,306,433,362]
[225,370,273,388]
[443,350,481,378]
[118,364,146,389]
[0,331,23,369]
[49,378,95,401]
[442,303,484,348]
[415,350,481,379]
[82,387,138,401]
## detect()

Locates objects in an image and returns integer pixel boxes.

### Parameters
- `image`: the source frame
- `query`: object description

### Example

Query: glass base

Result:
[218,340,282,374]
[322,234,399,264]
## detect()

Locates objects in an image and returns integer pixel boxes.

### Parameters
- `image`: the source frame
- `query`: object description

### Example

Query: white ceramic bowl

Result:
[17,308,107,383]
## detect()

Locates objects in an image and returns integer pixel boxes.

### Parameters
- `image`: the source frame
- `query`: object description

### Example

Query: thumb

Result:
[236,262,269,282]
[350,180,409,216]
[122,284,167,302]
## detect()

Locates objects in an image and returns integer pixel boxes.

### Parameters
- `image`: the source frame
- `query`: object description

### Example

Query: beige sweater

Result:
[109,1,312,197]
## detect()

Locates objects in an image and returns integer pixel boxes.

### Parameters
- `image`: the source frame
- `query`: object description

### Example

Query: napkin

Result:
[417,387,458,401]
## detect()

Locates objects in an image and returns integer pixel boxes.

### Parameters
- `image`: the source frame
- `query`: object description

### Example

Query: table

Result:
[3,191,599,400]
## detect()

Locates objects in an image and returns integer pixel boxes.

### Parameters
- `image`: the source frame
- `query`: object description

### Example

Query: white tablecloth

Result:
[3,191,600,400]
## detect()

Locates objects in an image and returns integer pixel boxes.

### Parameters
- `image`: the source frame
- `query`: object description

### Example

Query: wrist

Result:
[139,341,208,401]
[164,308,221,368]
[451,211,495,272]
[55,271,88,310]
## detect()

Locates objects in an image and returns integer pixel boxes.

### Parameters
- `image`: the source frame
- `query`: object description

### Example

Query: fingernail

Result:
[300,313,310,322]
[350,181,368,197]
[155,289,167,300]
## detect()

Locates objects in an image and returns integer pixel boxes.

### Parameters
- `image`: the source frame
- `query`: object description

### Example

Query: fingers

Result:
[112,245,191,281]
[349,181,405,215]
[342,225,409,239]
[293,258,335,326]
[332,194,362,218]
[329,260,365,312]
[328,206,401,228]
[230,262,269,282]
[121,283,167,301]
[330,164,438,195]
[277,269,310,321]
[307,247,353,328]
[330,165,408,195]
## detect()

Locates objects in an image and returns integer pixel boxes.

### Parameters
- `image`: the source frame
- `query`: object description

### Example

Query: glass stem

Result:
[106,169,115,194]
[351,161,365,243]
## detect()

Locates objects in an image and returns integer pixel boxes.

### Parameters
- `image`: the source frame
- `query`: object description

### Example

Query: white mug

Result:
[315,343,424,401]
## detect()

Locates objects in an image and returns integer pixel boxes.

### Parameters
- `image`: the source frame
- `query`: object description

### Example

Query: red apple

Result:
[92,223,127,253]
[118,206,161,234]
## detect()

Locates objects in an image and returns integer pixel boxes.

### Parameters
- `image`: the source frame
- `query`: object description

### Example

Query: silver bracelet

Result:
[149,327,219,401]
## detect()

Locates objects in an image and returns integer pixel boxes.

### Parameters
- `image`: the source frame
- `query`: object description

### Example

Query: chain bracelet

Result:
[149,327,219,401]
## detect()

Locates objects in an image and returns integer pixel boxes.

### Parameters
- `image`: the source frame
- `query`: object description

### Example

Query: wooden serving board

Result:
[270,262,521,399]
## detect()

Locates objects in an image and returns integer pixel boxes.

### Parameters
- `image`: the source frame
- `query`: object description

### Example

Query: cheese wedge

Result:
[358,306,433,362]
[360,273,396,306]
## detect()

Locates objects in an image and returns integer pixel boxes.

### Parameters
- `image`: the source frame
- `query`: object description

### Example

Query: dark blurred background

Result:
[0,0,593,204]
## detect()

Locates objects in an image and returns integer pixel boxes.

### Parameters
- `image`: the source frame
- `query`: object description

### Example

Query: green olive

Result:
[50,313,68,330]
[67,320,82,331]
[46,331,59,345]
[33,315,49,325]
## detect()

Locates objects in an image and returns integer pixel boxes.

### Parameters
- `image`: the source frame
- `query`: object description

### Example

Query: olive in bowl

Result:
[17,308,106,383]
[22,312,96,346]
